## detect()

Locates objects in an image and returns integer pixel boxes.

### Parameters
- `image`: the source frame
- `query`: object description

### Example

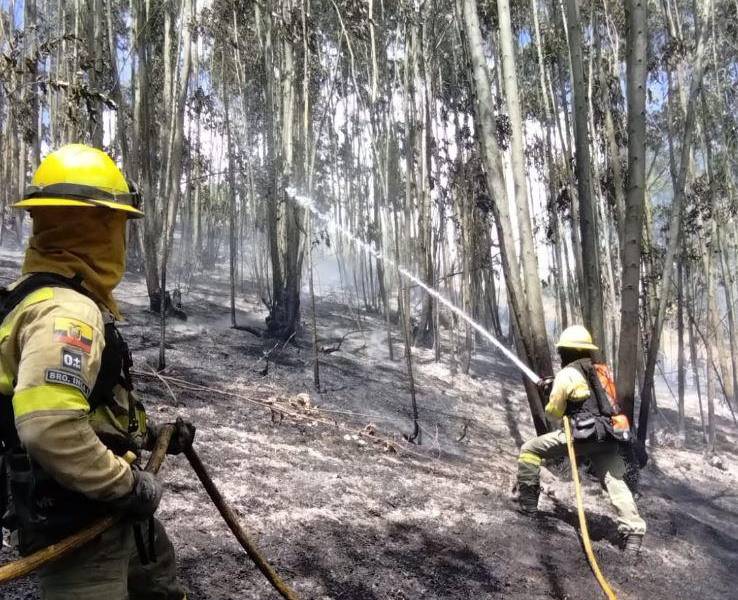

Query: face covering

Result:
[22,207,128,319]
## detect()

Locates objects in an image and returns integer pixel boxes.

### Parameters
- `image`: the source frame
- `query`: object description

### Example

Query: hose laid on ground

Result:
[0,424,175,585]
[563,417,618,600]
[184,446,300,600]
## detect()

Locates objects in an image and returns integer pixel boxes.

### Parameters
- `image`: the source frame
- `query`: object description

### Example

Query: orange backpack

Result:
[593,363,631,439]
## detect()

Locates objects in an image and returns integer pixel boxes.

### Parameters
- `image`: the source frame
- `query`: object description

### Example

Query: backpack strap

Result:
[0,272,89,322]
[567,358,613,417]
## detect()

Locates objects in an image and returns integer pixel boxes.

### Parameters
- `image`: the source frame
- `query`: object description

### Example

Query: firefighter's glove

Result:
[536,376,554,403]
[166,417,196,455]
[112,469,163,520]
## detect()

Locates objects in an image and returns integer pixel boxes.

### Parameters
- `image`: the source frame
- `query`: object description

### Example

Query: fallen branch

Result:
[320,330,363,354]
[233,324,265,337]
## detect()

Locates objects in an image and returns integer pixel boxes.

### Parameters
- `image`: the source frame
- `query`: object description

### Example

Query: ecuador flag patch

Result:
[53,317,94,353]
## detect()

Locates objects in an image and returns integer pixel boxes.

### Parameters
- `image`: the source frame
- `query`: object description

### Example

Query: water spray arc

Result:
[289,191,542,385]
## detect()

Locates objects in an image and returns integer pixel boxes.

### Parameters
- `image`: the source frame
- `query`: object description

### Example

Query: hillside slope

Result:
[1,254,736,600]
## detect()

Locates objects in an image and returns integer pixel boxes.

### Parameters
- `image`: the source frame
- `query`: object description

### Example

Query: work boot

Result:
[517,483,540,515]
[623,533,643,558]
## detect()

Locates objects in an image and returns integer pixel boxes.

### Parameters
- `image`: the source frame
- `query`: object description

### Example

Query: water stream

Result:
[289,190,541,384]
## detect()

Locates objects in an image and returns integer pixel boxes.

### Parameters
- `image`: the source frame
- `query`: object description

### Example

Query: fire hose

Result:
[0,425,300,600]
[563,416,617,600]
[183,446,299,600]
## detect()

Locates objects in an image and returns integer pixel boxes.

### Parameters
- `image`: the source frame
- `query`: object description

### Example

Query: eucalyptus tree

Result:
[459,0,549,435]
[616,0,648,426]
[637,0,712,443]
[562,0,607,358]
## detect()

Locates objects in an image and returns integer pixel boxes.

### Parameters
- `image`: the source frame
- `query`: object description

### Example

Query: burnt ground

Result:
[1,252,737,599]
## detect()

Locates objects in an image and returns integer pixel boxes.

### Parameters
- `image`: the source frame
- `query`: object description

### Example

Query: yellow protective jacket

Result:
[544,365,591,421]
[0,280,138,502]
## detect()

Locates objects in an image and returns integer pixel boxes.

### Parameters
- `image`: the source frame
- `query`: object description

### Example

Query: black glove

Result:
[111,469,163,520]
[536,376,554,402]
[167,417,196,455]
[147,417,196,455]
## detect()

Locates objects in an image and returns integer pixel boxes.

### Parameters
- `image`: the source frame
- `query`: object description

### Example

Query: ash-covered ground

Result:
[1,251,737,599]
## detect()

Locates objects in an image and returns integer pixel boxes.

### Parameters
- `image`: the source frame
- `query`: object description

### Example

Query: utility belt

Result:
[2,448,110,556]
[568,411,610,442]
[567,409,631,443]
[2,446,157,563]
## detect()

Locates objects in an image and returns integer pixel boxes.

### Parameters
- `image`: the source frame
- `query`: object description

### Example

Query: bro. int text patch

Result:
[45,369,90,397]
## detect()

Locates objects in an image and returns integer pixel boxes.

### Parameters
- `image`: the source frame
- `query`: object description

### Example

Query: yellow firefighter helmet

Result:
[13,144,143,218]
[555,325,599,351]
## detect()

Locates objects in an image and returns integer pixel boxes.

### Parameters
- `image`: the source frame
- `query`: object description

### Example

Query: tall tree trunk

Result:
[264,2,303,339]
[459,0,548,435]
[617,0,648,425]
[563,0,606,355]
[686,262,707,442]
[160,0,194,260]
[224,67,237,329]
[301,0,320,389]
[677,260,686,444]
[157,0,193,368]
[719,226,738,414]
[135,0,161,299]
[705,225,717,454]
[497,0,552,377]
[531,0,569,333]
[106,0,129,168]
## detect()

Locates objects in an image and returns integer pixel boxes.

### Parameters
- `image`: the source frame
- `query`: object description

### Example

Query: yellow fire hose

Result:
[0,426,300,599]
[563,417,618,600]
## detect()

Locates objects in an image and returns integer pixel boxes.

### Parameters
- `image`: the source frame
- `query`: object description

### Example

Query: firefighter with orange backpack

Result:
[516,325,646,556]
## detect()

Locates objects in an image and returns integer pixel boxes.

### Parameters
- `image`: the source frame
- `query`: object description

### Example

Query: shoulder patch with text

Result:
[61,348,83,372]
[53,318,94,353]
[45,369,91,397]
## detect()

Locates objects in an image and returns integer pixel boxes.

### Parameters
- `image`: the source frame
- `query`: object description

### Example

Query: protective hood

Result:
[22,207,127,319]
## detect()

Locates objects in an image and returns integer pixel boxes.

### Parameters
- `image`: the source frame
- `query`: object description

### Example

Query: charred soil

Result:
[1,256,737,599]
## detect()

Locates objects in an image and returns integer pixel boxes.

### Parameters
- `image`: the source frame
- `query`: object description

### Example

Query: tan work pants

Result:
[517,429,646,535]
[39,518,187,600]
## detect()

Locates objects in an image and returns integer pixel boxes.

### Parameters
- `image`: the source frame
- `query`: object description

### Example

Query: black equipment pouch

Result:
[571,412,610,442]
[570,413,598,441]
[567,359,618,443]
[6,449,107,556]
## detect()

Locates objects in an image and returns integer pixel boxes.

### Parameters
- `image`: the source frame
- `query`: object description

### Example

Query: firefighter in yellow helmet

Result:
[2,144,191,599]
[515,325,646,556]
